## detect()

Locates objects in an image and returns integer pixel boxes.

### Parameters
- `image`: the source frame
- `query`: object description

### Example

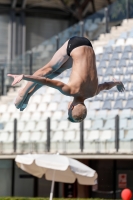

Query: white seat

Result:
[91,119,103,130]
[87,130,99,141]
[2,122,14,132]
[51,120,58,131]
[103,119,115,130]
[115,39,125,46]
[62,95,71,102]
[52,131,64,141]
[86,110,96,120]
[52,111,63,120]
[52,93,62,102]
[37,103,47,112]
[41,94,52,103]
[95,110,107,120]
[119,130,125,140]
[125,38,133,45]
[31,112,41,121]
[120,119,128,129]
[95,47,103,54]
[7,104,16,113]
[41,112,52,120]
[75,130,88,141]
[68,123,79,131]
[31,95,42,104]
[0,132,9,142]
[58,102,67,111]
[11,112,21,120]
[64,131,76,141]
[46,87,56,94]
[30,131,42,142]
[47,102,58,111]
[107,110,119,119]
[36,86,46,95]
[1,113,11,122]
[26,103,37,113]
[62,111,68,120]
[41,132,47,142]
[84,120,91,130]
[24,121,36,132]
[120,109,131,118]
[20,113,31,122]
[57,120,69,131]
[0,104,7,114]
[17,121,26,132]
[18,131,31,143]
[61,77,69,84]
[124,130,133,140]
[89,101,101,110]
[99,130,113,141]
[7,133,14,143]
[35,121,46,132]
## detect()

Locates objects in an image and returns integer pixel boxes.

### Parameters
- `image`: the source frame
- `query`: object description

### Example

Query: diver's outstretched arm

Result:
[9,40,69,109]
[8,74,71,96]
[20,41,69,95]
[96,78,125,95]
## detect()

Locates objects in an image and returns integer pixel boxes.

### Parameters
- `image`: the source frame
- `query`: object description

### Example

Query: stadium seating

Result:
[2,17,133,153]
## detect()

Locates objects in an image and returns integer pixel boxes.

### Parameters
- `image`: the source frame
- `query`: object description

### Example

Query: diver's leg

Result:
[15,40,70,109]
[19,58,72,111]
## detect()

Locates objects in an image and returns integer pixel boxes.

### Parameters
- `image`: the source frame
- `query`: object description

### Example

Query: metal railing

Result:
[4,115,120,154]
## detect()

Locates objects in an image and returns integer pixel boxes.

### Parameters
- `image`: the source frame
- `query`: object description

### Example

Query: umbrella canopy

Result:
[16,154,97,185]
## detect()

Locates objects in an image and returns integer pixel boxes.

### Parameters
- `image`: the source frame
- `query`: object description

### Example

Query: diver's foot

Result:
[14,95,24,109]
[14,88,27,109]
[19,94,31,111]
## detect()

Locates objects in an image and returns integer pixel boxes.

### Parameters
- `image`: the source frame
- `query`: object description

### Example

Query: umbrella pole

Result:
[50,170,55,200]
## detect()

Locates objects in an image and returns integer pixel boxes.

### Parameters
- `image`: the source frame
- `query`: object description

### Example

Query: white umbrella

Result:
[15,154,97,199]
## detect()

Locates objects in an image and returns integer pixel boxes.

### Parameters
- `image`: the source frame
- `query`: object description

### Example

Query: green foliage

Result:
[0,198,120,200]
[109,0,126,21]
[0,198,47,200]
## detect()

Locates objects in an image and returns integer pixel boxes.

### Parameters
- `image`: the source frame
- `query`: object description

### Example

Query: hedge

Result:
[0,198,117,200]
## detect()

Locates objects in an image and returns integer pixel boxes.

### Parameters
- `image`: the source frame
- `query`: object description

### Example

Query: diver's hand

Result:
[113,78,125,92]
[7,74,24,86]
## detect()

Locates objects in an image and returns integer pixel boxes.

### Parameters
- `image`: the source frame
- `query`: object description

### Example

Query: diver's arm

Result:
[96,79,125,94]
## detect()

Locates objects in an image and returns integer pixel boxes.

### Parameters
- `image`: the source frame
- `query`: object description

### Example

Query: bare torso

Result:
[8,37,125,111]
[67,45,98,100]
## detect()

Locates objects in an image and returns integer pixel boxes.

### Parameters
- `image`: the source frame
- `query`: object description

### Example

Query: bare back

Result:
[68,46,98,99]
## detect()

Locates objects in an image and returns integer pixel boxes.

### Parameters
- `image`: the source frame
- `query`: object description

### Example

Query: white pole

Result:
[49,153,59,200]
[49,170,55,200]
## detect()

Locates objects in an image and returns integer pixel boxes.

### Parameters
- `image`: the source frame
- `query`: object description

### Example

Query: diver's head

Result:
[68,99,87,123]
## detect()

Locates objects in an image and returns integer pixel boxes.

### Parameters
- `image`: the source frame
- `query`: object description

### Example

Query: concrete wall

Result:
[14,166,34,197]
[0,14,69,62]
[38,176,51,197]
[0,160,12,196]
[26,17,68,50]
[0,15,9,61]
[0,159,133,198]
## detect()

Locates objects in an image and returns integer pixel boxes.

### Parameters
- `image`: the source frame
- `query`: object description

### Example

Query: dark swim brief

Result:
[67,36,93,56]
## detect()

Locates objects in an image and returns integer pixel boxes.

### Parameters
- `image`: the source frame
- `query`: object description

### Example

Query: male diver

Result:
[8,36,125,122]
